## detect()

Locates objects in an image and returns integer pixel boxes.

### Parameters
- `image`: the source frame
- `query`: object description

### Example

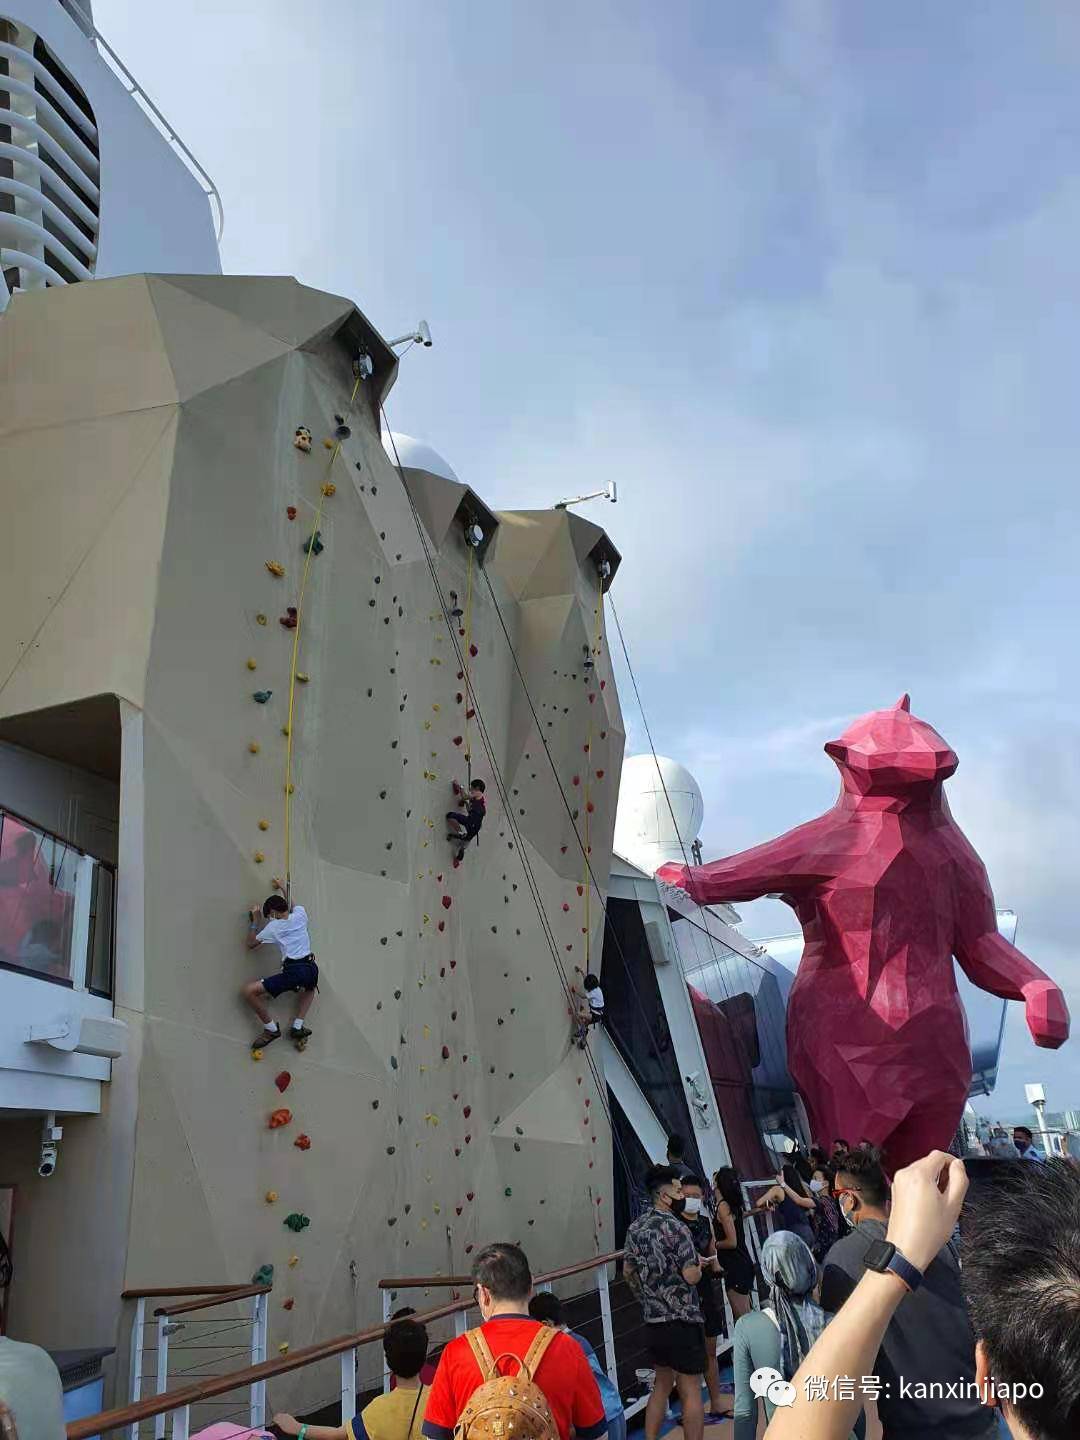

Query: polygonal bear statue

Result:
[658,696,1070,1170]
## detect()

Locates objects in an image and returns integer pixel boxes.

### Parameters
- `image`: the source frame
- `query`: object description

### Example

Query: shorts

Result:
[645,1319,706,1377]
[262,956,319,997]
[718,1248,756,1296]
[697,1278,726,1339]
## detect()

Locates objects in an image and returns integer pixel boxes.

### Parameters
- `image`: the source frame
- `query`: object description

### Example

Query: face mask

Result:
[683,1197,702,1215]
[809,1179,826,1193]
[667,1196,686,1217]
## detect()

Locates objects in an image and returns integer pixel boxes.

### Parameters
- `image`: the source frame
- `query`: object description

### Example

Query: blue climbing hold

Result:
[303,531,324,556]
[253,691,273,704]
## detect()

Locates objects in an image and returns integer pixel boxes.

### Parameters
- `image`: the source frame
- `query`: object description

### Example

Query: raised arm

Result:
[657,812,843,906]
[952,848,1070,1048]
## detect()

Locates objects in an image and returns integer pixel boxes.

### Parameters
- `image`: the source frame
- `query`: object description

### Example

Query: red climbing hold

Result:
[463,1105,471,1118]
[287,506,297,521]
[437,875,444,883]
[466,1191,475,1202]
[438,920,446,932]
[588,694,595,704]
[465,1244,474,1254]
[441,895,452,909]
[583,743,591,753]
[453,736,463,746]
[441,1045,450,1060]
[562,903,570,912]
[294,1134,311,1151]
[576,885,584,896]
[585,1097,591,1106]
[283,1297,295,1310]
[600,680,606,689]
[586,801,595,813]
[274,1071,292,1093]
[560,845,568,854]
[455,1206,463,1216]
[469,644,478,657]
[572,775,580,787]
[465,708,475,719]
[456,693,463,703]
[268,1108,292,1129]
[596,769,605,779]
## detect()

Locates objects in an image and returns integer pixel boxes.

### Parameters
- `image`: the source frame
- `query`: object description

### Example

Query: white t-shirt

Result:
[0,1337,66,1440]
[587,986,605,1013]
[257,905,313,960]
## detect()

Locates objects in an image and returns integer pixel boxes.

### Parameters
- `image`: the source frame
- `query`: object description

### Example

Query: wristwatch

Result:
[862,1238,923,1292]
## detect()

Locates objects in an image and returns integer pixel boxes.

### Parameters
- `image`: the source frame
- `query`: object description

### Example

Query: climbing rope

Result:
[379,416,639,1197]
[581,595,605,974]
[463,541,475,781]
[281,377,361,898]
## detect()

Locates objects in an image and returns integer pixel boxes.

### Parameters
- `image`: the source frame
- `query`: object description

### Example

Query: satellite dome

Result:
[382,431,460,484]
[614,755,704,873]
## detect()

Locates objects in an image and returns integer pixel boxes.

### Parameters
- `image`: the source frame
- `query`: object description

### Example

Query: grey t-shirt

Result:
[820,1219,994,1439]
[0,1337,65,1440]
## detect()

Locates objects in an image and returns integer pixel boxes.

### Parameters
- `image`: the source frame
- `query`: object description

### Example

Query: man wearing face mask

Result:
[820,1151,994,1440]
[624,1165,705,1440]
[679,1174,732,1422]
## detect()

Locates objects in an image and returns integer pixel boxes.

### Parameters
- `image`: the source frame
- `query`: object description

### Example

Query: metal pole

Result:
[128,1297,145,1440]
[341,1349,357,1422]
[171,1407,190,1440]
[453,1310,468,1337]
[154,1316,170,1440]
[250,1292,267,1429]
[381,1291,394,1394]
[595,1262,618,1390]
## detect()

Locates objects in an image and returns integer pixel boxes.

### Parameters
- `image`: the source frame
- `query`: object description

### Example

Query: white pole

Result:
[249,1293,267,1429]
[129,1297,146,1440]
[381,1292,394,1394]
[154,1316,170,1440]
[340,1350,357,1422]
[595,1263,618,1390]
[171,1406,190,1440]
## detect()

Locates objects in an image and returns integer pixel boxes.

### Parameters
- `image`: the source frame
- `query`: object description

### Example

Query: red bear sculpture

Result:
[658,696,1069,1169]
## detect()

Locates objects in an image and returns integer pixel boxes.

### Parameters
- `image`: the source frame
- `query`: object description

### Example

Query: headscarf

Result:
[760,1230,827,1380]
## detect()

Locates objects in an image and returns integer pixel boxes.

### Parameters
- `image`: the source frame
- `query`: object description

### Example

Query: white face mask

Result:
[683,1197,702,1215]
[809,1179,826,1193]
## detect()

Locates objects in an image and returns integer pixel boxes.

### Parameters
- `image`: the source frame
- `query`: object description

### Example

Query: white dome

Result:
[382,431,460,484]
[614,755,704,873]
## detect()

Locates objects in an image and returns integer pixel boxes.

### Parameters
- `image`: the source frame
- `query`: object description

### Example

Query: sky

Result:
[97,0,1080,1119]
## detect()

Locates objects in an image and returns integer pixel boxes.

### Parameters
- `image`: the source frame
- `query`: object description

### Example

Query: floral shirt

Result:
[624,1207,703,1324]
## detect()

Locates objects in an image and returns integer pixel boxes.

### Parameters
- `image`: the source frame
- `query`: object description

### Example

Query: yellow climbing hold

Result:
[432,704,441,713]
[296,672,309,684]
[323,438,335,450]
[420,1219,429,1231]
[424,721,432,731]
[278,1343,290,1356]
[254,851,265,864]
[284,783,295,794]
[252,1049,263,1061]
[247,658,258,671]
[288,1255,300,1268]
[248,741,261,755]
[321,481,337,496]
[281,724,290,737]
[424,1113,439,1127]
[265,561,285,578]
[256,613,268,626]
[265,1190,278,1204]
[423,1024,430,1039]
[433,1203,441,1214]
[258,819,270,831]
[423,914,430,925]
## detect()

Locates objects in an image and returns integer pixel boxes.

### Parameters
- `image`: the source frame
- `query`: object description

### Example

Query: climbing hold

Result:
[246,658,258,671]
[572,775,580,787]
[274,1071,291,1093]
[469,644,478,657]
[256,613,268,626]
[441,1045,450,1060]
[387,1216,397,1227]
[282,1297,295,1311]
[303,531,324,556]
[504,1187,512,1197]
[586,801,595,813]
[390,1056,398,1070]
[254,851,265,864]
[287,505,297,520]
[438,921,445,932]
[268,1108,292,1128]
[323,437,335,450]
[453,736,463,747]
[441,895,452,910]
[265,1191,278,1204]
[577,885,584,896]
[283,1213,310,1233]
[278,1343,290,1356]
[296,672,309,684]
[294,427,312,452]
[284,784,295,795]
[248,741,261,754]
[251,1264,274,1286]
[463,1105,471,1118]
[281,725,290,737]
[334,422,351,440]
[280,607,298,629]
[294,1134,312,1151]
[252,1049,263,1061]
[259,818,270,831]
[265,561,286,578]
[321,481,337,497]
[288,1254,300,1267]
[562,903,570,912]
[253,691,273,704]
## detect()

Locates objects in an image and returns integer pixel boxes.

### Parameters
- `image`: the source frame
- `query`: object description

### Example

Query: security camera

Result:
[38,1145,58,1179]
[38,1113,62,1178]
[417,320,432,348]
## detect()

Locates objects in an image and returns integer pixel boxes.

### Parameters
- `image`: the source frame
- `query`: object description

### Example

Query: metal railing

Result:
[123,1285,270,1440]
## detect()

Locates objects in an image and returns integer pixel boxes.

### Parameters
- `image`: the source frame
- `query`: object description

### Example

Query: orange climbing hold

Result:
[268,1108,292,1128]
[265,561,285,578]
[294,1133,312,1151]
[321,481,337,497]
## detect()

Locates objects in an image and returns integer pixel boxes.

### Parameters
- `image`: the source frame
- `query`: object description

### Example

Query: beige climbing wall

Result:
[0,275,622,1412]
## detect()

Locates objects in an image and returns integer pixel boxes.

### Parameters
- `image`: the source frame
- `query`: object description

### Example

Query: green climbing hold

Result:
[251,1263,274,1286]
[252,691,273,704]
[303,530,324,556]
[283,1212,310,1233]
[504,1187,513,1198]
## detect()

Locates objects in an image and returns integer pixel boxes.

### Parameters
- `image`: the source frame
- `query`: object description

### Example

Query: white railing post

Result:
[154,1316,171,1440]
[453,1309,468,1337]
[381,1291,394,1394]
[250,1291,268,1429]
[595,1263,618,1390]
[128,1297,146,1440]
[341,1349,357,1422]
[171,1406,190,1440]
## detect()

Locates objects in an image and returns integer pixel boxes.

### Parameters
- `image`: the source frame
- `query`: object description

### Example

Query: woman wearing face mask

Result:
[711,1167,758,1321]
[808,1162,845,1261]
[679,1174,734,1422]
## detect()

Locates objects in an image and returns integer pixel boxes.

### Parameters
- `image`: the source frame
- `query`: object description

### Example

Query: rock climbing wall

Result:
[0,275,622,1409]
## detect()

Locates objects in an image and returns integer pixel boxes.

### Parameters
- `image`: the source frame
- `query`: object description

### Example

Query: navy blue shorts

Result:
[262,957,318,997]
[447,811,481,837]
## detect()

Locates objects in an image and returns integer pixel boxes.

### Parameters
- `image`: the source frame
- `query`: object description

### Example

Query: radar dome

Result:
[614,755,704,873]
[382,431,460,484]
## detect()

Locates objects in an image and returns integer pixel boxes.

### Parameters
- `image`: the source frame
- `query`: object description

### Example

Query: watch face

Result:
[863,1238,896,1273]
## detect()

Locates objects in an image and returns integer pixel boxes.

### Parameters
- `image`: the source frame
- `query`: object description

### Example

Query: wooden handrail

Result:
[379,1250,624,1292]
[154,1284,271,1317]
[121,1285,245,1300]
[70,1250,625,1439]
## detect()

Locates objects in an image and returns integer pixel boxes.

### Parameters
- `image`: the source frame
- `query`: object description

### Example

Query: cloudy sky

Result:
[98,0,1080,1118]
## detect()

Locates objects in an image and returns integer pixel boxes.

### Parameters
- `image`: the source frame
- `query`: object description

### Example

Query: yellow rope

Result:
[282,379,361,897]
[581,590,605,970]
[462,543,475,778]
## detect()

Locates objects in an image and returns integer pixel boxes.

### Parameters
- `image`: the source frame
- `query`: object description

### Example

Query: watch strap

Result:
[886,1250,923,1292]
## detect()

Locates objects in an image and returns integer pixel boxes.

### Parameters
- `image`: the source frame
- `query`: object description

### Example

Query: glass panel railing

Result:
[0,809,114,995]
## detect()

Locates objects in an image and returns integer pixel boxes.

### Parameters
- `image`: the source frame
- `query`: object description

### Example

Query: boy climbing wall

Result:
[446,777,486,859]
[242,886,318,1052]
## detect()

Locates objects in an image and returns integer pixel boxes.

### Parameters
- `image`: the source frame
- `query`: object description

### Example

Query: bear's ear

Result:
[894,693,911,712]
[824,740,847,763]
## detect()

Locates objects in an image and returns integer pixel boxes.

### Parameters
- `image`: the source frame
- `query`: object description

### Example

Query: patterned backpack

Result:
[453,1325,560,1440]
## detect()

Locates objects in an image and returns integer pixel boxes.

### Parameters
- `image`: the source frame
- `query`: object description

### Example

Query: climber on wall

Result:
[446,777,486,860]
[241,885,318,1052]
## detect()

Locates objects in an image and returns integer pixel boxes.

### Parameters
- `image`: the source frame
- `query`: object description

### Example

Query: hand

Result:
[273,1414,300,1436]
[775,1172,785,1188]
[1023,979,1070,1049]
[249,907,261,923]
[885,1150,968,1274]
